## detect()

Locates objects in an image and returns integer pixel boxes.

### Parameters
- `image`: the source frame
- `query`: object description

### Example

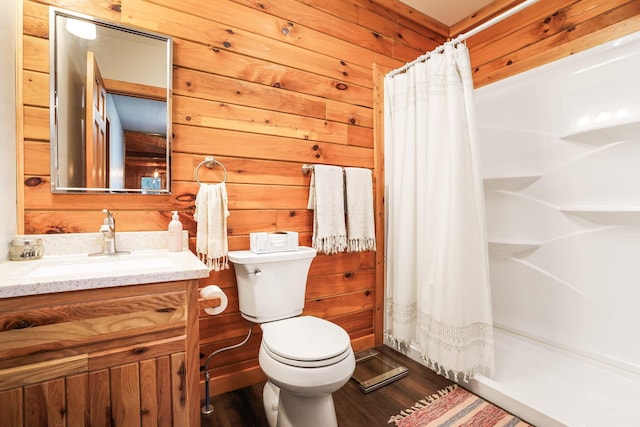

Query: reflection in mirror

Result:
[50,8,172,193]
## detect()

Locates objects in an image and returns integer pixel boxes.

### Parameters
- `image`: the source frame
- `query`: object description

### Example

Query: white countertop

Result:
[0,231,210,299]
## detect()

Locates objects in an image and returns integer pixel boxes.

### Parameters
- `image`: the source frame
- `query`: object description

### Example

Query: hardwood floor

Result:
[200,345,453,427]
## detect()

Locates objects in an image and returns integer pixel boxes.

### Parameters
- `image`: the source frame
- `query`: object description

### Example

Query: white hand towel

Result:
[344,167,376,252]
[194,182,230,271]
[307,165,347,254]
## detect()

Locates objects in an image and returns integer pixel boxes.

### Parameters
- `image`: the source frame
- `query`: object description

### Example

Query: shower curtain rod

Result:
[388,0,540,77]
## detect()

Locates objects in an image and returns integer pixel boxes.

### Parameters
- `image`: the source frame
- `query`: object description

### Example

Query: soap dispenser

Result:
[168,211,183,252]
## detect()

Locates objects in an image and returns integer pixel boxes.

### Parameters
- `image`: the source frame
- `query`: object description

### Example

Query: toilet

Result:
[228,247,355,427]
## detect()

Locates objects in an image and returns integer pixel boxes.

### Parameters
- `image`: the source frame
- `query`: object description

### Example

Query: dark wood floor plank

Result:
[201,345,453,427]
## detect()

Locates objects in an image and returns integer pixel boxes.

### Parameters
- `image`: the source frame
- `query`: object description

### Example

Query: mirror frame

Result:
[49,8,173,194]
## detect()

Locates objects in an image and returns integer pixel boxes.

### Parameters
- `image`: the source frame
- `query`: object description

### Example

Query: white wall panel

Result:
[476,30,640,375]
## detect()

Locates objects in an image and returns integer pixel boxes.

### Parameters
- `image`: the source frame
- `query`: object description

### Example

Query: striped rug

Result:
[388,384,533,427]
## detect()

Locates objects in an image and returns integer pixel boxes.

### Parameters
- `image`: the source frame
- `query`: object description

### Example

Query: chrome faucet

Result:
[90,209,129,256]
[100,209,117,254]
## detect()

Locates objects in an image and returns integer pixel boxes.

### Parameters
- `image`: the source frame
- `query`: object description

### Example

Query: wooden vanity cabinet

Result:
[0,280,200,427]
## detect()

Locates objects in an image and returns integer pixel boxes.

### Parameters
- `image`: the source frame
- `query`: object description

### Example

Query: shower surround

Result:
[468,30,640,426]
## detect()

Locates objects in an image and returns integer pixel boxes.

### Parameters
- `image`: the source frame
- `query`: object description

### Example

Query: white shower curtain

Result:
[384,44,494,381]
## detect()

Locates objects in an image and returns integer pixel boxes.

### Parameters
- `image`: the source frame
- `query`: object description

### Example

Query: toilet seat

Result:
[261,316,351,368]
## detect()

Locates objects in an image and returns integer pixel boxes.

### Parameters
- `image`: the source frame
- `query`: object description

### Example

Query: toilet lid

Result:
[261,316,351,368]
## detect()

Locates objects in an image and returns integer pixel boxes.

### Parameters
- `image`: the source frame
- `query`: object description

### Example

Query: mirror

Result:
[49,8,172,194]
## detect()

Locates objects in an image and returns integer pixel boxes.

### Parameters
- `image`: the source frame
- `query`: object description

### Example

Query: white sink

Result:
[23,252,170,279]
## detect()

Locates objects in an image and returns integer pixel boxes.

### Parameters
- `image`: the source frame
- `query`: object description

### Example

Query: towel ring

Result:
[195,156,227,184]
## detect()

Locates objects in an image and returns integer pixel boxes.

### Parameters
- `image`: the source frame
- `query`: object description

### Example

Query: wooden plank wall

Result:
[458,0,640,87]
[19,0,640,397]
[20,0,445,396]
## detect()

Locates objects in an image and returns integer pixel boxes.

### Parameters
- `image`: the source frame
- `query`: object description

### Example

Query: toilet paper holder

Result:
[199,285,229,316]
[199,295,222,310]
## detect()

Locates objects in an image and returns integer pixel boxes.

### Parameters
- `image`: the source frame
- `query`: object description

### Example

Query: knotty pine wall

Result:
[19,0,640,397]
[20,0,445,396]
[461,0,640,87]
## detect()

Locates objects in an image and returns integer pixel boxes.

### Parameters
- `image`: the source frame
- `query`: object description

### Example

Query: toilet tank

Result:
[228,247,317,323]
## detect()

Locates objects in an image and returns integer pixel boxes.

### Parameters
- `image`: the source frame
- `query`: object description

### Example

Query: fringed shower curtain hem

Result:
[385,329,494,383]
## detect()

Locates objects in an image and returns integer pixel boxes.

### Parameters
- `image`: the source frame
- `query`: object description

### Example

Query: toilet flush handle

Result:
[248,268,262,276]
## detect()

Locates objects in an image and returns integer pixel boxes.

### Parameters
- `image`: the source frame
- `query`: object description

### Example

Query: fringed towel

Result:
[307,165,347,254]
[344,167,376,252]
[194,182,230,271]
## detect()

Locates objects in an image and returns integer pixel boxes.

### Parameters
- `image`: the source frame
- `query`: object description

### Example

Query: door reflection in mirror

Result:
[50,8,172,193]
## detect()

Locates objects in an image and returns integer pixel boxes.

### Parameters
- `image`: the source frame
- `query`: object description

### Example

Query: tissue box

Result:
[250,231,299,254]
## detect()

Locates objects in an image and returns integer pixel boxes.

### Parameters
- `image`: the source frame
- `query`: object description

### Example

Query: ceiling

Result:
[111,95,167,135]
[399,0,494,26]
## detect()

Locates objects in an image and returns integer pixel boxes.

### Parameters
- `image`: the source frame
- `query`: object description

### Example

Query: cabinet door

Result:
[1,352,189,427]
[0,388,22,426]
[24,378,66,426]
[90,353,188,427]
[1,370,90,425]
[66,373,89,427]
